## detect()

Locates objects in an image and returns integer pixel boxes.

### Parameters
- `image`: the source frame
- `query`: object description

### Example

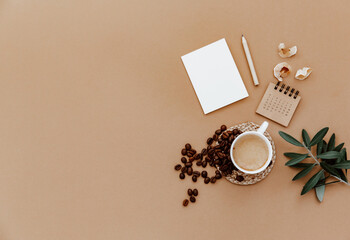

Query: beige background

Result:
[0,0,349,239]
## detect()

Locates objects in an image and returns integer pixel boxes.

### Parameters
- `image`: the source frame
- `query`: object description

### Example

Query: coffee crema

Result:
[232,135,269,171]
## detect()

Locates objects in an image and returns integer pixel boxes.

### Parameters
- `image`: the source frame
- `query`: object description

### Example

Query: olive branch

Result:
[279,127,349,202]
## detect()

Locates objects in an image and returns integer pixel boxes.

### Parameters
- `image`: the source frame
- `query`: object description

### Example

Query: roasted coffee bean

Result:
[208,149,214,156]
[202,161,207,168]
[185,162,192,167]
[222,132,229,139]
[187,152,193,157]
[215,170,220,174]
[236,175,244,182]
[210,177,217,183]
[207,145,212,150]
[201,148,207,156]
[187,188,193,196]
[193,189,198,196]
[218,138,223,143]
[233,129,239,135]
[215,129,222,135]
[183,199,189,206]
[227,130,233,135]
[213,134,218,141]
[181,157,187,163]
[221,125,227,131]
[196,161,202,166]
[207,137,213,145]
[185,143,192,150]
[181,166,187,173]
[201,171,208,178]
[175,164,182,171]
[179,173,185,179]
[214,160,220,165]
[181,149,187,155]
[188,157,194,162]
[215,173,222,179]
[205,157,211,162]
[187,167,193,175]
[229,135,234,142]
[189,149,196,155]
[204,177,210,184]
[220,164,228,171]
[192,175,197,182]
[190,196,196,202]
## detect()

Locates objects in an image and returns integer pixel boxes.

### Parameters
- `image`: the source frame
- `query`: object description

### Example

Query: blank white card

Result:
[181,38,248,114]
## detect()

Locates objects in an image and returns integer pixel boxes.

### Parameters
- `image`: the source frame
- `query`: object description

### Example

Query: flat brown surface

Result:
[0,1,349,239]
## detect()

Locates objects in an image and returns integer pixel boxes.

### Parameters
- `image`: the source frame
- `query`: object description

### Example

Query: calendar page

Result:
[256,82,301,127]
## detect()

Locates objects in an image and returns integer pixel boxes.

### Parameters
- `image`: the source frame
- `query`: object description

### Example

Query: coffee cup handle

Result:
[257,121,269,134]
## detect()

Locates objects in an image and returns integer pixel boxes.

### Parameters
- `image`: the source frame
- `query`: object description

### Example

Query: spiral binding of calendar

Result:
[274,82,299,99]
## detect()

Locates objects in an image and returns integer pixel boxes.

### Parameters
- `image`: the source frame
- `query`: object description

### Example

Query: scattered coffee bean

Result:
[179,173,185,179]
[187,167,193,175]
[233,129,239,135]
[215,170,220,174]
[221,125,227,131]
[185,162,192,167]
[183,199,189,206]
[236,175,244,182]
[204,177,210,184]
[187,152,193,157]
[193,171,200,177]
[213,134,218,141]
[175,164,182,171]
[202,161,207,168]
[188,157,194,162]
[192,175,197,182]
[215,129,222,135]
[201,171,208,178]
[196,161,202,166]
[207,137,213,145]
[215,173,222,179]
[185,143,191,150]
[187,188,193,196]
[181,157,187,163]
[210,177,216,183]
[193,189,198,196]
[181,149,187,155]
[201,148,207,155]
[181,166,187,173]
[190,196,196,202]
[194,154,200,160]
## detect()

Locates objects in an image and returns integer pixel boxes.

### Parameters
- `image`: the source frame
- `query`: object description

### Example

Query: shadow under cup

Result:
[230,132,273,175]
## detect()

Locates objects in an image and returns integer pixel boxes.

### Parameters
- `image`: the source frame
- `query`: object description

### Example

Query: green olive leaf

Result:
[285,154,309,166]
[302,129,311,148]
[327,134,335,151]
[301,170,324,195]
[334,143,344,152]
[279,131,304,147]
[292,164,315,181]
[310,127,329,146]
[317,151,341,160]
[315,172,326,202]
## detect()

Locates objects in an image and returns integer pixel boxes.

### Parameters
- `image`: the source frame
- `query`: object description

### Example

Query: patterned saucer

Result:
[215,122,276,185]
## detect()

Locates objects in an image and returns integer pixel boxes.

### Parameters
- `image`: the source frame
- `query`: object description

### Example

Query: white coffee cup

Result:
[229,121,272,174]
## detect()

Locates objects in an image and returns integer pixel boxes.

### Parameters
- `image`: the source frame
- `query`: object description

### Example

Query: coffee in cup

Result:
[230,121,273,174]
[232,134,269,171]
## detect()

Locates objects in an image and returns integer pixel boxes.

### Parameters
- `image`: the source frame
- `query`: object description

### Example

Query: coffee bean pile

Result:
[174,124,245,207]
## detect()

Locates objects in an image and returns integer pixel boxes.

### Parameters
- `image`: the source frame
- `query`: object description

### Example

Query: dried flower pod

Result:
[278,43,297,58]
[274,62,291,81]
[295,67,312,80]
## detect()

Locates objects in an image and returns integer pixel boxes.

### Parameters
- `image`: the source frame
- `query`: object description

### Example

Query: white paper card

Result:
[181,38,248,114]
